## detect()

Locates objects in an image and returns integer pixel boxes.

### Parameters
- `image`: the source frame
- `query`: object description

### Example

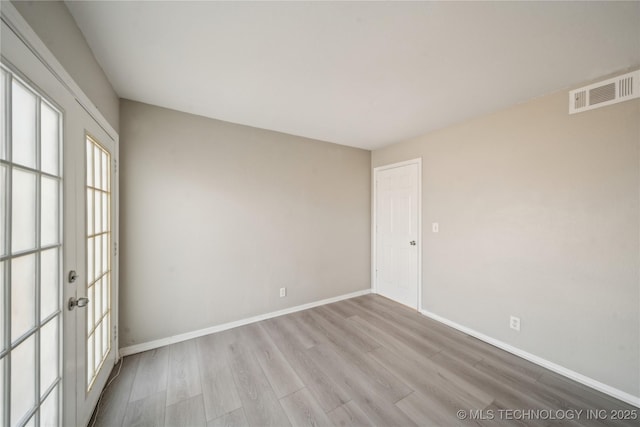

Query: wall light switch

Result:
[432,222,439,233]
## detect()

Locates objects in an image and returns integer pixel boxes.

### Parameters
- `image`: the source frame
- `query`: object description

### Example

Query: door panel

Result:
[77,132,115,427]
[0,61,65,427]
[375,162,419,308]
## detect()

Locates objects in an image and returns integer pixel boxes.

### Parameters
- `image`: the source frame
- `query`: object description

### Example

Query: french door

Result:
[1,13,118,427]
[79,132,116,425]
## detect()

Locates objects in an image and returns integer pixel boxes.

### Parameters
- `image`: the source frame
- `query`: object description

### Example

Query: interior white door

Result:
[375,162,420,308]
[1,15,117,427]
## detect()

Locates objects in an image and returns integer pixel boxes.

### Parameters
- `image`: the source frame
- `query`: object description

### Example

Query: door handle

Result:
[409,240,416,246]
[68,297,89,311]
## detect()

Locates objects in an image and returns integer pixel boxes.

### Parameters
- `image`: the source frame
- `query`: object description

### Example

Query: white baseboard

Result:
[420,309,640,408]
[119,289,371,357]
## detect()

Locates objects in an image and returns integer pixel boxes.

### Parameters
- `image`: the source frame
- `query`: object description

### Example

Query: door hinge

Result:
[114,159,118,174]
[113,324,118,342]
[114,241,118,256]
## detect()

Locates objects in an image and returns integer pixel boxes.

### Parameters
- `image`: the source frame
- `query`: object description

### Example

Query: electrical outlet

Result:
[280,287,287,298]
[510,316,521,332]
[432,222,439,233]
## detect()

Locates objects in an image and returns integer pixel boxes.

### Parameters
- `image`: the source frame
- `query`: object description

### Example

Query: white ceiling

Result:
[66,1,640,150]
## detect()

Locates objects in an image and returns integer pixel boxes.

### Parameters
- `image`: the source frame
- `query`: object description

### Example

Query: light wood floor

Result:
[91,295,638,427]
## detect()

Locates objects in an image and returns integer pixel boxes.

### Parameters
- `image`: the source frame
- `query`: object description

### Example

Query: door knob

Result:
[68,297,89,311]
[410,240,416,246]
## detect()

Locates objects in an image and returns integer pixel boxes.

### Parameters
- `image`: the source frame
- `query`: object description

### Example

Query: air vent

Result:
[589,83,615,105]
[619,76,634,97]
[573,90,587,110]
[569,70,639,114]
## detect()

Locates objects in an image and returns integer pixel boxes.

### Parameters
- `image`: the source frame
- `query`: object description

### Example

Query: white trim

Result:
[119,289,371,357]
[372,158,422,311]
[420,309,640,408]
[0,2,118,141]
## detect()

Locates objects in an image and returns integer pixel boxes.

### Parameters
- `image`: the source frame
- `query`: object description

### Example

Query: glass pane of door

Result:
[1,65,62,427]
[85,136,111,390]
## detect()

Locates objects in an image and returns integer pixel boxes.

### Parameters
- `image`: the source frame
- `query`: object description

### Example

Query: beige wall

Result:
[11,0,119,131]
[372,80,640,397]
[119,99,371,347]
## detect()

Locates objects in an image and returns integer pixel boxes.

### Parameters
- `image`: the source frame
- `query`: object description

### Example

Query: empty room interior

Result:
[1,1,639,426]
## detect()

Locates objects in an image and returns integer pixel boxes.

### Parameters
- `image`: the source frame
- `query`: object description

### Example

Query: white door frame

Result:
[1,3,120,426]
[372,158,422,311]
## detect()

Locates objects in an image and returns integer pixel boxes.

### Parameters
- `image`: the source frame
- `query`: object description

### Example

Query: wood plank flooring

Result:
[91,295,638,427]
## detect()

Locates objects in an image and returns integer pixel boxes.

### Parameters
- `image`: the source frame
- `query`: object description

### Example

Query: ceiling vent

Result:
[569,70,639,114]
